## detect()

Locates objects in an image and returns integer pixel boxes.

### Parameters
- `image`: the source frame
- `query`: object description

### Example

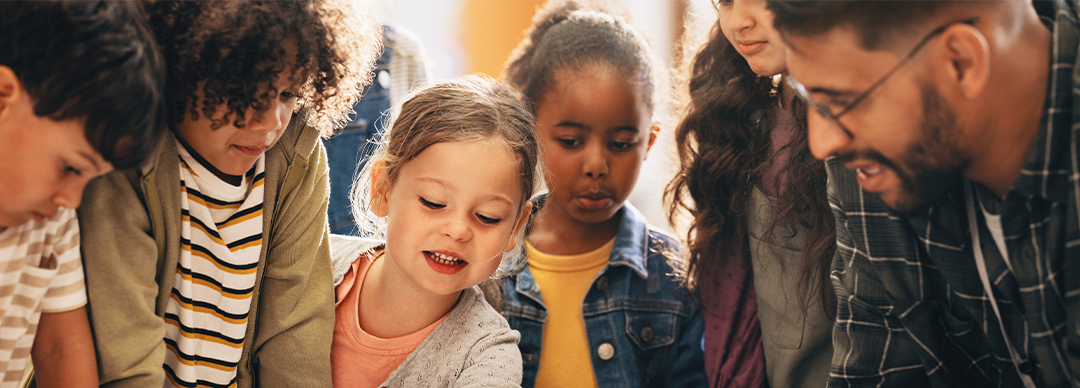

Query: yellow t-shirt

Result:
[526,238,614,388]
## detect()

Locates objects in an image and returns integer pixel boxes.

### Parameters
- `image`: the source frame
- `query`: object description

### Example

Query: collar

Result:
[1010,4,1078,202]
[525,193,651,278]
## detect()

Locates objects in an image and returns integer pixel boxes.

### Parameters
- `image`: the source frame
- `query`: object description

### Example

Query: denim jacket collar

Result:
[513,196,651,300]
[608,202,650,279]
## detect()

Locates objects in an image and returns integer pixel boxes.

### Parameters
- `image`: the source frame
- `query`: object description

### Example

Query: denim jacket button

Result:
[596,277,608,291]
[598,343,615,360]
[641,327,654,342]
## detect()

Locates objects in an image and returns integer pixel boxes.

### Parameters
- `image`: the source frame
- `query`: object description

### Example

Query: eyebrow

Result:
[554,121,640,134]
[78,151,103,173]
[415,177,514,206]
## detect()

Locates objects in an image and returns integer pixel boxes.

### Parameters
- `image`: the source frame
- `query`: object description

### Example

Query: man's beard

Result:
[839,83,969,213]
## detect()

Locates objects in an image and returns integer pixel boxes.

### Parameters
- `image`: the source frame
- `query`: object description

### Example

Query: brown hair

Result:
[350,75,542,275]
[145,0,380,135]
[502,0,660,119]
[0,1,165,169]
[665,15,836,318]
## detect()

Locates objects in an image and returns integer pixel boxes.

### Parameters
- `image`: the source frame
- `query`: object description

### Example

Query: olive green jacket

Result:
[78,113,334,387]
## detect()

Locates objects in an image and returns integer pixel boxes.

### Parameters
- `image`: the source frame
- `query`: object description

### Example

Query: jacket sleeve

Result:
[457,324,524,387]
[826,159,930,388]
[666,298,709,388]
[249,140,335,386]
[79,171,168,387]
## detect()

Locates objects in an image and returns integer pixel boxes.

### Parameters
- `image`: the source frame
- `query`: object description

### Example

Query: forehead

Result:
[785,26,905,94]
[543,67,650,125]
[401,139,523,199]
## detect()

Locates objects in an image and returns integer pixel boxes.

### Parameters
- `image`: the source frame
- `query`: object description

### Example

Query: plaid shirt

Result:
[825,4,1080,388]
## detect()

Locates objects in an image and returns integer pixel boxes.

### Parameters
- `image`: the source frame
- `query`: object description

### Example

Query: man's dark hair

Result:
[767,1,947,50]
[0,1,165,169]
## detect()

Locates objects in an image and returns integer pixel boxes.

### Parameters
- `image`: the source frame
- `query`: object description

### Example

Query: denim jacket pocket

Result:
[625,309,678,350]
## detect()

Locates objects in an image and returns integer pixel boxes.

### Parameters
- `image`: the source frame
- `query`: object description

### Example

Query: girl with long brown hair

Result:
[666,1,836,387]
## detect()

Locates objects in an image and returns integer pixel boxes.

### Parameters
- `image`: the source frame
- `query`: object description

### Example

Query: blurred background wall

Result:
[368,0,719,232]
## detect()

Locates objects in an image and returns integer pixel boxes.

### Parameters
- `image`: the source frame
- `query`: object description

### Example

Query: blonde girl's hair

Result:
[350,75,542,278]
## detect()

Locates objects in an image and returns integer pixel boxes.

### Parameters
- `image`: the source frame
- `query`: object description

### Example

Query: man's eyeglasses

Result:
[786,17,979,138]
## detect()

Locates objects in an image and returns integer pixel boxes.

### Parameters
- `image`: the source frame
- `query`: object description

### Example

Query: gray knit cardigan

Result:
[330,235,523,387]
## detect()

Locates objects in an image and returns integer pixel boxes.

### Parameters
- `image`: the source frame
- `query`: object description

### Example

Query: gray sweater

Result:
[330,235,523,387]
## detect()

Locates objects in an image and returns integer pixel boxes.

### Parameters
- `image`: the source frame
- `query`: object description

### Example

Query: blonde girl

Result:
[330,75,540,387]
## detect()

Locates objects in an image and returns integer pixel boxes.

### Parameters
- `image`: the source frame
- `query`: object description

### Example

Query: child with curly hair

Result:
[0,2,163,386]
[497,1,708,386]
[76,1,381,387]
[330,75,537,387]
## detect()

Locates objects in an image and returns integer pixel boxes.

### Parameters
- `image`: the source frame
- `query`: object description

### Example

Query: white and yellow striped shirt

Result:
[165,144,264,388]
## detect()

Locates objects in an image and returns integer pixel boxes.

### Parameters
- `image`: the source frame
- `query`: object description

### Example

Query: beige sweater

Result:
[78,113,335,388]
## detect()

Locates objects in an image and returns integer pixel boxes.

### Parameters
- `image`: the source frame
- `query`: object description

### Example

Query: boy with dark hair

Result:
[77,1,381,387]
[0,1,164,387]
[767,0,1076,387]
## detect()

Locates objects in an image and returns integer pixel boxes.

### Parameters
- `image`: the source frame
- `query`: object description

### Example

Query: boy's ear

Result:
[505,201,533,253]
[644,124,660,159]
[0,66,22,117]
[369,161,392,217]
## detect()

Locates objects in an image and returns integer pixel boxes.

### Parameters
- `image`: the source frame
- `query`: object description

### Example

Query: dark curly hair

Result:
[502,0,659,118]
[145,0,380,135]
[0,1,165,169]
[665,15,836,319]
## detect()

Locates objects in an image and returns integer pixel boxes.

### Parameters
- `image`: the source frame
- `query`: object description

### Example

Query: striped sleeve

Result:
[40,208,87,312]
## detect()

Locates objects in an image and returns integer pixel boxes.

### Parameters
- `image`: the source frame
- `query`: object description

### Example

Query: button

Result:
[377,70,391,89]
[597,343,615,360]
[1019,360,1036,375]
[641,327,654,342]
[596,277,608,291]
[522,353,538,363]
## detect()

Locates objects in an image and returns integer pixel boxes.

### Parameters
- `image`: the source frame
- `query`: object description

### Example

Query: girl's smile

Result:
[424,250,468,275]
[373,139,531,298]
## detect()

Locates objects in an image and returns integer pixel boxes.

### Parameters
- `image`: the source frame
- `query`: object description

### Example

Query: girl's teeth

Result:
[430,252,463,265]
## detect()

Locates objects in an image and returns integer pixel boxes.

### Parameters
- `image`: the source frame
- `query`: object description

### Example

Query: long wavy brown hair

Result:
[665,16,836,319]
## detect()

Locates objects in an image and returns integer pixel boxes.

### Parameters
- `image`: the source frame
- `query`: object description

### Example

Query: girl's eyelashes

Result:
[419,196,502,225]
[63,163,83,177]
[557,138,582,148]
[609,140,638,151]
[419,197,445,209]
[476,214,502,225]
[713,0,733,8]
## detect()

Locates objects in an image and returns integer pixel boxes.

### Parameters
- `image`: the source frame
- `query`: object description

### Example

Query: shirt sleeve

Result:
[40,208,87,312]
[826,158,930,388]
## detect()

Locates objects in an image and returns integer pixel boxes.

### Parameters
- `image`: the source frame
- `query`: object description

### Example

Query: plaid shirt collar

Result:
[1010,9,1077,202]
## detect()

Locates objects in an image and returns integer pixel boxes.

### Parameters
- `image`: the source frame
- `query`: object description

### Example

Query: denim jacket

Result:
[498,199,708,388]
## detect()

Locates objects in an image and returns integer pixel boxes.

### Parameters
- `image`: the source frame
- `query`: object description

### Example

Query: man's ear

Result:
[0,66,22,118]
[644,124,660,160]
[941,24,990,99]
[369,161,392,217]
[505,201,533,253]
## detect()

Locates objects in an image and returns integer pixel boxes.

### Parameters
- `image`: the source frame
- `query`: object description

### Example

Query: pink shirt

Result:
[331,252,447,388]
